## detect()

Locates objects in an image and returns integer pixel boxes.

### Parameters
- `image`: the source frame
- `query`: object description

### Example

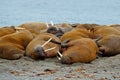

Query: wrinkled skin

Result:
[91,26,120,56]
[60,38,99,64]
[98,34,120,56]
[26,33,61,60]
[60,27,91,42]
[0,30,34,60]
[92,26,120,38]
[0,26,16,37]
[18,22,48,36]
[70,23,99,28]
[75,24,99,30]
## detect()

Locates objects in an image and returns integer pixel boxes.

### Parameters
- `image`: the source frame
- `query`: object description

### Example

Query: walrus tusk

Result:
[57,51,63,57]
[50,21,54,26]
[41,38,52,47]
[46,23,49,28]
[57,51,63,60]
[14,27,25,32]
[57,55,61,60]
[45,47,56,52]
[14,27,25,30]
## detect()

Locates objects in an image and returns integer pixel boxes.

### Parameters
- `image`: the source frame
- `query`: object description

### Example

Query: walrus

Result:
[18,22,48,36]
[91,26,120,56]
[57,38,99,64]
[91,26,120,38]
[0,29,34,60]
[75,24,99,30]
[97,34,120,56]
[25,33,61,60]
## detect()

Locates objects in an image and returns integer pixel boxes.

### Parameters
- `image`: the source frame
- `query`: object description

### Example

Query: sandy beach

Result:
[0,54,120,80]
[0,0,120,80]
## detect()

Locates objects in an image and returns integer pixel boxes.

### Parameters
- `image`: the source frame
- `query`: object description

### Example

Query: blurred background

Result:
[0,0,120,26]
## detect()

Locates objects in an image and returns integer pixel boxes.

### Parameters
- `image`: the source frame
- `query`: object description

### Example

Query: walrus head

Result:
[57,51,72,64]
[33,38,57,60]
[46,21,64,38]
[47,26,57,34]
[47,27,64,38]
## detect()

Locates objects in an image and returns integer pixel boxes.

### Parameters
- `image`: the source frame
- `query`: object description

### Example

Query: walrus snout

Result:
[57,51,72,64]
[47,27,57,34]
[61,56,67,64]
[60,56,72,64]
[34,46,46,60]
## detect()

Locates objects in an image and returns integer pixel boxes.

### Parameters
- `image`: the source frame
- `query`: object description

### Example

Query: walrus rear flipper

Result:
[94,34,102,47]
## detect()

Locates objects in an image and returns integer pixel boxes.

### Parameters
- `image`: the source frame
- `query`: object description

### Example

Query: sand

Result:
[0,54,120,80]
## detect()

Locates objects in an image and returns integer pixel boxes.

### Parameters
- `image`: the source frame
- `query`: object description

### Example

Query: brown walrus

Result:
[18,22,48,36]
[57,38,99,64]
[26,33,61,60]
[91,26,120,56]
[0,29,34,60]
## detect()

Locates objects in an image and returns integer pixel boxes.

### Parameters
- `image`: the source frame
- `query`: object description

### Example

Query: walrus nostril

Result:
[47,27,57,34]
[34,46,45,57]
[61,57,67,64]
[60,56,73,64]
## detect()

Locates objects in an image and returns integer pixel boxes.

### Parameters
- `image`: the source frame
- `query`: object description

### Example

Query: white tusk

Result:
[46,23,49,28]
[50,21,54,26]
[45,47,56,52]
[14,27,25,30]
[57,51,63,57]
[57,56,61,60]
[41,38,52,47]
[14,27,25,32]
